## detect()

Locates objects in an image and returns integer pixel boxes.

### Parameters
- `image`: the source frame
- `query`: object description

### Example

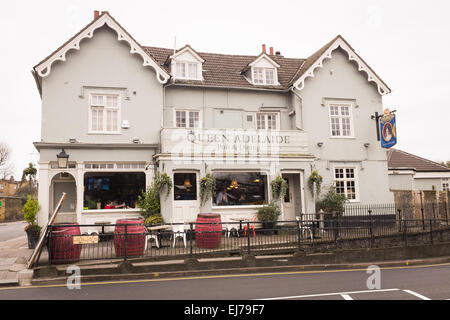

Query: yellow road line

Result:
[1,261,450,291]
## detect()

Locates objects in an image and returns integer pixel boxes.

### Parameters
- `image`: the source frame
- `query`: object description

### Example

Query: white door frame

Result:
[280,170,306,216]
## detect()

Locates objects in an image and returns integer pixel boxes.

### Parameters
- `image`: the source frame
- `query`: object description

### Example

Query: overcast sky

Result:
[0,0,449,179]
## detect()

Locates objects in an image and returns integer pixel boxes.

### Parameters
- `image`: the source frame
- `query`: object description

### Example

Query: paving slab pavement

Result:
[0,236,32,286]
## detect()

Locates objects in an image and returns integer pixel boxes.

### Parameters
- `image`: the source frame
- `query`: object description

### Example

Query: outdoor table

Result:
[229,217,250,234]
[94,221,113,242]
[146,225,172,248]
[94,221,112,234]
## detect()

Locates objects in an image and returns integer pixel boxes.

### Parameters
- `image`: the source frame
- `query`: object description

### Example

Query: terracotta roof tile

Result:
[144,46,304,90]
[387,149,450,172]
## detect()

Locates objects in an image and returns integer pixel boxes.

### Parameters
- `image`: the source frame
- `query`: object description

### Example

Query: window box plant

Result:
[23,195,41,249]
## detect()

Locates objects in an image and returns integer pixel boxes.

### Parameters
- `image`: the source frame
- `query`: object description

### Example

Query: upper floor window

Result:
[334,167,358,201]
[0,184,3,190]
[173,61,201,80]
[89,94,120,134]
[329,103,354,138]
[175,110,200,128]
[253,67,276,85]
[256,112,278,130]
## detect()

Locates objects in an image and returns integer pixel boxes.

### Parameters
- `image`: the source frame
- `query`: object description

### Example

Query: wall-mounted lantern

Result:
[57,149,69,169]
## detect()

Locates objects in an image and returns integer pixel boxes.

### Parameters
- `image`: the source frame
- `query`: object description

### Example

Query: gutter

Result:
[33,142,159,151]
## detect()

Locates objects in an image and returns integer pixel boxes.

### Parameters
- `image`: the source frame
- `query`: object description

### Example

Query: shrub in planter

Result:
[315,186,347,215]
[257,202,281,233]
[23,195,41,249]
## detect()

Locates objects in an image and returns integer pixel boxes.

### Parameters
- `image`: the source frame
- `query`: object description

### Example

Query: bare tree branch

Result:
[0,143,15,179]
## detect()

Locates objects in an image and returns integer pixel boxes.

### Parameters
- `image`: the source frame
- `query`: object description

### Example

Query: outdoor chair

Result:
[223,218,239,238]
[172,222,187,248]
[144,228,160,250]
[296,216,313,240]
[243,215,257,238]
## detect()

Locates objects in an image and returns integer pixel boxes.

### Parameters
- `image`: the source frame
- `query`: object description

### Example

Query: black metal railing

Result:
[33,202,450,266]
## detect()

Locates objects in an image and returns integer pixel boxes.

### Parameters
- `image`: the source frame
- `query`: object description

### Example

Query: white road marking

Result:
[257,288,400,300]
[403,290,431,300]
[341,294,353,300]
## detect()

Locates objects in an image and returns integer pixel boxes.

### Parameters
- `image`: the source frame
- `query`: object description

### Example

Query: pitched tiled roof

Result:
[387,149,450,172]
[144,46,304,90]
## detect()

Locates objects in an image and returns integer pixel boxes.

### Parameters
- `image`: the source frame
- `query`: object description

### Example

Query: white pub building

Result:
[32,11,393,227]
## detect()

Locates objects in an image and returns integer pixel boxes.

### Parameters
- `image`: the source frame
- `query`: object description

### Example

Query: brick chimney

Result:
[269,47,274,55]
[262,44,266,53]
[94,10,100,20]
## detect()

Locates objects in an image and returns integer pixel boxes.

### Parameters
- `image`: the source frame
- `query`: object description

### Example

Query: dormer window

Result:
[245,53,280,86]
[253,67,275,85]
[170,45,204,81]
[174,61,199,79]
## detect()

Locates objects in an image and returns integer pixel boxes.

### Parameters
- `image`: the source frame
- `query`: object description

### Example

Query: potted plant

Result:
[307,170,323,199]
[137,183,163,222]
[256,202,281,234]
[270,175,288,203]
[199,173,216,206]
[315,185,347,215]
[23,195,41,249]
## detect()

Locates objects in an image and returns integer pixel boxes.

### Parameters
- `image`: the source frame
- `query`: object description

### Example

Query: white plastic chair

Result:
[172,222,187,248]
[296,216,313,240]
[145,228,160,250]
[223,218,239,238]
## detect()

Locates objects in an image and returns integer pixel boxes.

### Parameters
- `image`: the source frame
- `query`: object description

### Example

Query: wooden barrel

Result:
[114,218,145,257]
[195,213,222,249]
[50,223,82,264]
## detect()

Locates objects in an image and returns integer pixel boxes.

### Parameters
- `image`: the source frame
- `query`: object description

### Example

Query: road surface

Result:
[0,221,27,242]
[1,262,450,300]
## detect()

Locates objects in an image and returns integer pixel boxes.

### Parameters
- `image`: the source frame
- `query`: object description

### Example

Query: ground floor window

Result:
[83,172,145,210]
[334,167,358,201]
[213,172,268,206]
[443,179,449,191]
[174,172,197,201]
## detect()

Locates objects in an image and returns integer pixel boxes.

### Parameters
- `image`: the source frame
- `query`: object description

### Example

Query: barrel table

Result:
[114,218,146,257]
[195,213,222,249]
[50,223,82,264]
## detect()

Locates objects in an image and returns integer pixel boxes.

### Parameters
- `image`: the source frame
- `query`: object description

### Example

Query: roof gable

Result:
[169,45,205,63]
[247,53,280,69]
[33,12,170,84]
[292,35,391,95]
